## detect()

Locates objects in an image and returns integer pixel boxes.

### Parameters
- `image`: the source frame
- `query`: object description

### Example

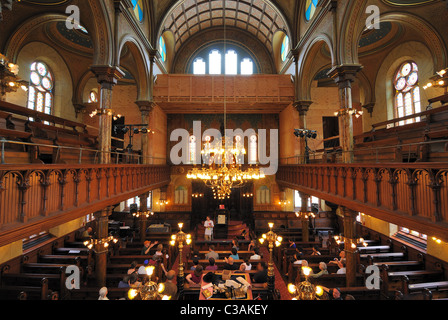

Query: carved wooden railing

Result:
[0,164,171,247]
[276,164,448,241]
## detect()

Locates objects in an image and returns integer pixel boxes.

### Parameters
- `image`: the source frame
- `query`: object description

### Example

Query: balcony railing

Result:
[277,163,448,241]
[0,164,171,247]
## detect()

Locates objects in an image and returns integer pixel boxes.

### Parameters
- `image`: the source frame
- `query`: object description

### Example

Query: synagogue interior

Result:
[0,0,448,302]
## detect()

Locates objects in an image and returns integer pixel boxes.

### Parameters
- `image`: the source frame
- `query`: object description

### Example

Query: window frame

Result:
[393,61,421,126]
[27,61,54,117]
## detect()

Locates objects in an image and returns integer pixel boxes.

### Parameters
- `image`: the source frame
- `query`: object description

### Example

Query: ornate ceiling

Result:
[160,0,290,53]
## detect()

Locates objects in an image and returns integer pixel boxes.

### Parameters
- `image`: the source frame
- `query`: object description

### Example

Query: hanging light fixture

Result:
[187,2,265,199]
[0,53,28,98]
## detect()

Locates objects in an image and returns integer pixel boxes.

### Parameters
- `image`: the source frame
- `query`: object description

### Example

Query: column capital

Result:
[328,64,363,88]
[293,100,313,116]
[362,102,375,116]
[90,65,125,89]
[149,49,161,62]
[135,100,156,115]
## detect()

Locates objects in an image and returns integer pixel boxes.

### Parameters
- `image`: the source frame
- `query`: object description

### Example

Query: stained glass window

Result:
[88,91,98,103]
[305,0,319,22]
[159,36,167,62]
[394,61,421,126]
[281,35,290,62]
[193,49,254,75]
[28,61,54,117]
[131,0,144,22]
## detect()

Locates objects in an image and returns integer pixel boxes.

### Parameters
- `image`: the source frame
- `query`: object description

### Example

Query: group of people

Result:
[185,241,268,287]
[291,249,347,278]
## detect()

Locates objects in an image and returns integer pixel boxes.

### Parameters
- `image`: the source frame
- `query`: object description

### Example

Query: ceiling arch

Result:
[159,0,291,53]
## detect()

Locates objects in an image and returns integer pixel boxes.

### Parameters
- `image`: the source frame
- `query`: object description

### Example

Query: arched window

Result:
[209,50,222,75]
[88,91,98,103]
[28,61,54,116]
[175,186,188,205]
[241,58,254,75]
[159,36,167,62]
[257,186,270,205]
[281,35,290,62]
[131,0,144,22]
[193,58,206,75]
[305,0,319,22]
[394,62,421,126]
[225,50,238,75]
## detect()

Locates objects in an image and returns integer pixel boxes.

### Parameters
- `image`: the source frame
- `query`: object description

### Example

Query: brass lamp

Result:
[288,266,326,300]
[170,222,192,299]
[258,223,282,297]
[83,235,118,252]
[128,266,171,300]
[0,53,28,99]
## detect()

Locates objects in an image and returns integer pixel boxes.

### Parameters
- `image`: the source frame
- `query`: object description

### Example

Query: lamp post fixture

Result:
[288,266,326,300]
[128,266,171,300]
[170,222,192,300]
[258,222,282,299]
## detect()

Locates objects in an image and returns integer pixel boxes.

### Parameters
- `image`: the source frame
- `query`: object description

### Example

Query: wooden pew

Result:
[185,259,262,270]
[401,278,448,295]
[187,250,264,261]
[358,245,391,254]
[192,240,251,251]
[297,273,365,288]
[67,287,130,300]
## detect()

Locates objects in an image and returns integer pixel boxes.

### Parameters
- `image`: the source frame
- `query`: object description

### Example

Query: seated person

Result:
[229,247,239,260]
[248,240,256,252]
[321,287,343,300]
[336,260,346,274]
[141,240,158,255]
[205,245,219,260]
[191,257,200,271]
[292,253,304,265]
[311,247,321,256]
[253,261,268,284]
[205,257,218,271]
[191,250,200,260]
[161,270,178,298]
[329,250,346,266]
[235,263,247,273]
[223,257,239,271]
[241,257,252,271]
[310,262,329,278]
[118,275,130,288]
[129,273,142,288]
[231,239,239,251]
[138,260,150,275]
[250,247,261,260]
[127,261,138,275]
[186,265,203,286]
[288,240,296,249]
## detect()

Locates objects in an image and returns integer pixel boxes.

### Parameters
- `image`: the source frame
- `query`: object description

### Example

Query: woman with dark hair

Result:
[186,265,203,285]
[229,247,239,260]
[205,257,218,271]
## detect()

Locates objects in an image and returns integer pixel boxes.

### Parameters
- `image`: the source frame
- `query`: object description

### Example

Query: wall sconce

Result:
[242,193,254,198]
[132,211,155,218]
[423,68,447,92]
[334,108,363,118]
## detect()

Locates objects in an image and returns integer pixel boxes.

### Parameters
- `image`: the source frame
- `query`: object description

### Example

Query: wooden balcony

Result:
[153,74,295,114]
[0,164,171,247]
[276,163,448,242]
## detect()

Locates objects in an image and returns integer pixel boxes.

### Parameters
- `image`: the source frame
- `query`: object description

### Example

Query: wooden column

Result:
[293,101,313,164]
[90,66,125,164]
[342,206,358,287]
[300,192,310,242]
[139,192,149,242]
[135,101,155,165]
[94,207,112,287]
[328,65,363,163]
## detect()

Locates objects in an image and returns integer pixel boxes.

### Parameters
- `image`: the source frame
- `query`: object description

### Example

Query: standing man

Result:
[204,216,214,241]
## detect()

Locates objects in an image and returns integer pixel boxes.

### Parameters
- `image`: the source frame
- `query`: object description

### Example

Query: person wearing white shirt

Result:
[204,216,214,241]
[336,260,346,274]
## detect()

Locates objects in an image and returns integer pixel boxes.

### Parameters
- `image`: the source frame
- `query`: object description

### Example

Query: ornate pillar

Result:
[135,101,155,165]
[341,206,358,287]
[93,206,113,287]
[90,66,125,164]
[300,192,310,242]
[139,192,149,242]
[293,101,313,164]
[328,65,363,163]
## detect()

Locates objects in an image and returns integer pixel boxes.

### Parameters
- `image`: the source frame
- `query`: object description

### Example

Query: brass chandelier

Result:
[186,5,264,199]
